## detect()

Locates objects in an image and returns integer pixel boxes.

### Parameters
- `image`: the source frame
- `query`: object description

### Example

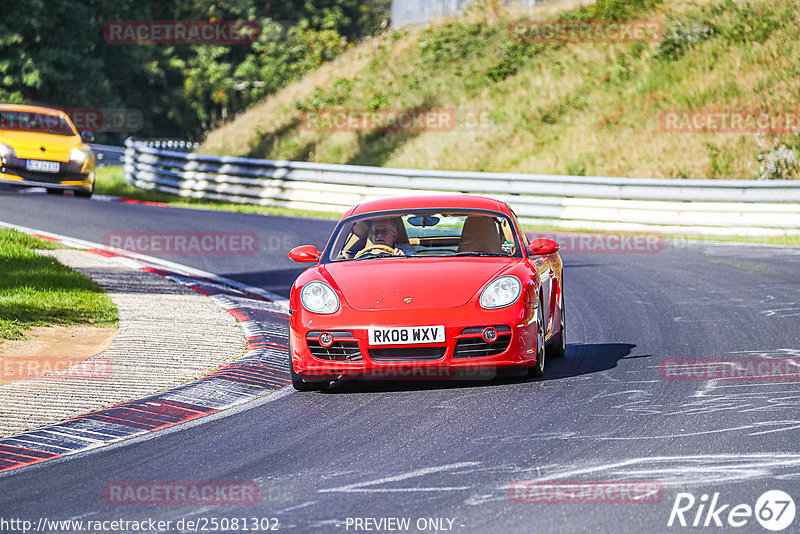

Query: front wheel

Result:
[528,298,546,378]
[290,365,329,392]
[289,338,329,392]
[75,188,93,198]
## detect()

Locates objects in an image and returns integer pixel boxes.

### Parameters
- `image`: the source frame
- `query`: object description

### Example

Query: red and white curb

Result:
[0,222,291,474]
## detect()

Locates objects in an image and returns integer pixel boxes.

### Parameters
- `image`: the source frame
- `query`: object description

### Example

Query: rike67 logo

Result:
[668,490,796,531]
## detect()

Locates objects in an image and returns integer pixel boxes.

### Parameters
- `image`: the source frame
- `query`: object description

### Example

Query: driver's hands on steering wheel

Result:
[353,244,406,259]
[354,243,401,259]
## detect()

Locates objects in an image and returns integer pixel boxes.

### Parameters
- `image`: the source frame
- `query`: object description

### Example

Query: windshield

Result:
[0,110,76,136]
[325,209,522,262]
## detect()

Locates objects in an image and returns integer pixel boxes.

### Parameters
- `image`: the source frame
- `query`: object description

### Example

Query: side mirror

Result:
[81,131,95,143]
[289,245,320,263]
[529,238,560,256]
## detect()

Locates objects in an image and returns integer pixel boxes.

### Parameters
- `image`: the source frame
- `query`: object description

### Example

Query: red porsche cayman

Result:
[287,195,564,391]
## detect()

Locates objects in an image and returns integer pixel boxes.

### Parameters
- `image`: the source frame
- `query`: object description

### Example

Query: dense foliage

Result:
[0,0,389,142]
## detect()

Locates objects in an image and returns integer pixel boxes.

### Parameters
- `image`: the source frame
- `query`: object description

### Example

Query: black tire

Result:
[528,297,546,378]
[546,282,566,359]
[289,338,329,392]
[75,188,93,198]
[46,188,64,195]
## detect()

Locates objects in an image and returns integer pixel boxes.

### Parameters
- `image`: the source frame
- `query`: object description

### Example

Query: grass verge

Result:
[200,0,800,180]
[0,229,118,341]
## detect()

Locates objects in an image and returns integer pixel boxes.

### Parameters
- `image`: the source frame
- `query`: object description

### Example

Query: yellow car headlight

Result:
[0,142,17,160]
[70,147,92,165]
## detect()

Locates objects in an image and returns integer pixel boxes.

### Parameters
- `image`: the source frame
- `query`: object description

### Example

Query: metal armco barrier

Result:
[89,143,125,167]
[123,139,800,236]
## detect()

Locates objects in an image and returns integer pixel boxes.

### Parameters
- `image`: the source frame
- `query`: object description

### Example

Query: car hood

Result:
[321,258,515,311]
[0,130,80,161]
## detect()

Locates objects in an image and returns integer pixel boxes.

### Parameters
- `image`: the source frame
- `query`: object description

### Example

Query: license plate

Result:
[26,160,60,173]
[368,325,445,346]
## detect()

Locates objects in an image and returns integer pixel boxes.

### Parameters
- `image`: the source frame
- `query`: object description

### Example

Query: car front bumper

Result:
[0,172,95,193]
[1,156,95,192]
[290,304,541,380]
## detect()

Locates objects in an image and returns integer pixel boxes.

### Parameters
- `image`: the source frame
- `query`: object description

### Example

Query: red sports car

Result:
[287,195,564,391]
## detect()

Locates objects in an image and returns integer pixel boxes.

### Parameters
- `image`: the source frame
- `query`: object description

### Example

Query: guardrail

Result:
[89,143,125,167]
[136,139,200,152]
[123,139,800,236]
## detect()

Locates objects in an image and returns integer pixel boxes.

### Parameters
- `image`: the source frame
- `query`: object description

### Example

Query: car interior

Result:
[332,212,518,260]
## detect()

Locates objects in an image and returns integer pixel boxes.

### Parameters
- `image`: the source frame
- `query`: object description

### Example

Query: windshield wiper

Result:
[353,252,409,260]
[452,252,509,257]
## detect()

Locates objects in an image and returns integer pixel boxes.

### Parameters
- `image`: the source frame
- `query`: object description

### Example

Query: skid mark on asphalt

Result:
[462,454,800,506]
[306,454,800,510]
[277,501,316,514]
[319,462,480,493]
[519,454,800,486]
[597,349,800,425]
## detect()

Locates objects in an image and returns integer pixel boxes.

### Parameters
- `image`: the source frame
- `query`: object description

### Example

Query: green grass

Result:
[0,229,118,341]
[201,0,800,180]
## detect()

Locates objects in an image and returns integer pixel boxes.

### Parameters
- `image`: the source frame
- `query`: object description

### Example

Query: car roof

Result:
[0,103,69,116]
[347,195,508,216]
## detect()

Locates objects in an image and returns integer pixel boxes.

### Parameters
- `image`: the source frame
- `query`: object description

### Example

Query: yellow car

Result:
[0,104,96,197]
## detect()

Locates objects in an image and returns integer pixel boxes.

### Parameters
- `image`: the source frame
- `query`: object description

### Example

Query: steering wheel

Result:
[355,244,399,258]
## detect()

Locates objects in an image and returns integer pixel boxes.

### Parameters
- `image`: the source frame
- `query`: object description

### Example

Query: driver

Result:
[366,219,414,256]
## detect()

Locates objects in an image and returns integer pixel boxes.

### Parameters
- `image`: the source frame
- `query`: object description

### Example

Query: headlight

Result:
[0,142,16,159]
[300,281,339,314]
[70,147,91,165]
[479,275,521,309]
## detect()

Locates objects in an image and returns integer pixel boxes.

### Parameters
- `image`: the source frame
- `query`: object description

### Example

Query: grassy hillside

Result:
[201,0,800,179]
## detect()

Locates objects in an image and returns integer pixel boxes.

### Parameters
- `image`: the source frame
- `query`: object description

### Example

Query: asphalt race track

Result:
[0,189,335,298]
[1,189,800,533]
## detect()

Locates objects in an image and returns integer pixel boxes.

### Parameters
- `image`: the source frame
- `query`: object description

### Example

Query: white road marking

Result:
[319,461,480,493]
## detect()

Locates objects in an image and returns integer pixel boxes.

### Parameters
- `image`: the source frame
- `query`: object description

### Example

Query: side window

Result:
[499,217,515,243]
[509,209,529,247]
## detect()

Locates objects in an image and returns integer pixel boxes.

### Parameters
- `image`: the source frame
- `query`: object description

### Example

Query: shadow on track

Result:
[540,342,639,380]
[317,342,638,394]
